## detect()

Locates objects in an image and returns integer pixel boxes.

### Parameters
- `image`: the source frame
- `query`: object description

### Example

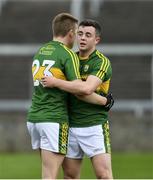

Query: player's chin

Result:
[79,46,87,51]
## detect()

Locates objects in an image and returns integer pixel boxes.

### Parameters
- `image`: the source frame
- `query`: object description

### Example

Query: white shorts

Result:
[66,121,111,159]
[27,122,69,155]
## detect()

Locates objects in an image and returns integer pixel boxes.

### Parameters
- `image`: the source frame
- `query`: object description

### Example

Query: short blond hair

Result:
[52,13,78,37]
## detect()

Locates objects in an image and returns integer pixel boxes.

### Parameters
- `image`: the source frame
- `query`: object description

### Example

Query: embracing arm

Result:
[42,75,101,95]
[76,93,114,111]
[42,75,114,110]
[76,93,107,105]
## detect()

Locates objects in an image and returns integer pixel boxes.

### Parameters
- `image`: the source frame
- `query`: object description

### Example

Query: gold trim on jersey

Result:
[32,66,45,81]
[51,68,66,80]
[32,66,66,81]
[96,79,110,94]
[79,56,89,60]
[63,45,81,79]
[96,51,110,79]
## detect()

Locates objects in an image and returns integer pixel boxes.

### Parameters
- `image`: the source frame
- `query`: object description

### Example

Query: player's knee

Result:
[63,169,80,179]
[96,168,113,179]
[63,172,79,179]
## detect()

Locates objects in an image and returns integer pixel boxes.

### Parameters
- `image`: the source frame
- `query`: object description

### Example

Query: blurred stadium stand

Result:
[0,0,153,152]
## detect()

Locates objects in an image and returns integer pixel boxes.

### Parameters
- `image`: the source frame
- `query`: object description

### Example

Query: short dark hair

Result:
[79,19,102,37]
[52,13,78,37]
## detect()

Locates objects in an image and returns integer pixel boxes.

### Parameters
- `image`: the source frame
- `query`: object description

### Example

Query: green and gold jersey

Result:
[27,41,80,123]
[69,50,112,127]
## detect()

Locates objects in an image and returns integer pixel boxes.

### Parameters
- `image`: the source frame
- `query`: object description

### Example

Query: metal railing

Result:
[0,44,153,117]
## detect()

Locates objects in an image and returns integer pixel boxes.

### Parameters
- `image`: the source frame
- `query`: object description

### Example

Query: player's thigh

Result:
[41,149,64,168]
[91,153,113,178]
[62,157,82,179]
[41,149,65,178]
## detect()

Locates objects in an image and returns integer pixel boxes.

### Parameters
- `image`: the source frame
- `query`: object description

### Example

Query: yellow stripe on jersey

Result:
[64,46,80,78]
[98,59,109,79]
[50,68,66,80]
[32,66,66,81]
[96,79,110,94]
[63,45,80,79]
[32,66,45,81]
[96,51,110,79]
[79,55,89,60]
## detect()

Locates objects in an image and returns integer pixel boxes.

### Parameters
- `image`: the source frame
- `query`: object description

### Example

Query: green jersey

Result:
[27,41,80,123]
[69,50,112,127]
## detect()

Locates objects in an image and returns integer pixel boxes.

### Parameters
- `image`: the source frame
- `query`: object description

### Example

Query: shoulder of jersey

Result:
[96,50,110,62]
[61,44,77,57]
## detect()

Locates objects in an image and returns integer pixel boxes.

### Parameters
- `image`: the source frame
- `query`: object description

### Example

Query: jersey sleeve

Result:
[64,49,81,81]
[91,57,112,82]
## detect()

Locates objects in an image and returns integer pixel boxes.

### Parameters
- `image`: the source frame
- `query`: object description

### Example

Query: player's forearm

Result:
[42,76,97,95]
[54,79,93,95]
[76,93,107,105]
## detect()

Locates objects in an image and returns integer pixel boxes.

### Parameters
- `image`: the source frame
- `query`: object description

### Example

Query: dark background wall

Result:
[0,0,152,152]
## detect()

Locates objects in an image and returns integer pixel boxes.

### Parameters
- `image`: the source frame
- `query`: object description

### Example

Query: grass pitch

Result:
[0,152,152,179]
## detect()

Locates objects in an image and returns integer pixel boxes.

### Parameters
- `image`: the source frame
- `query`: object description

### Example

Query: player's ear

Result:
[68,29,74,38]
[95,36,101,44]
